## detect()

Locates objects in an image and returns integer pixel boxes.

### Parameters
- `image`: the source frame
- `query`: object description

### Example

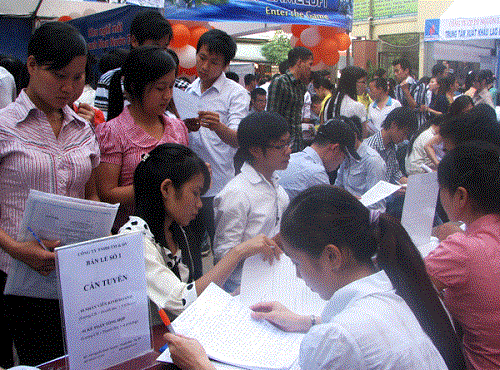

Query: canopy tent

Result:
[423,0,500,88]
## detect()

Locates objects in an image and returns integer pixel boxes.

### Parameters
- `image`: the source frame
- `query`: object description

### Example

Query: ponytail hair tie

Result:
[141,152,150,162]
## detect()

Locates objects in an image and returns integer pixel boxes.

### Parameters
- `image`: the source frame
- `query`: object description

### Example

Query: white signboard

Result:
[56,232,151,370]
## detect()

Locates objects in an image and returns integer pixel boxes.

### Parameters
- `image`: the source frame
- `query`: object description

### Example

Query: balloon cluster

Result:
[283,24,351,70]
[169,21,212,77]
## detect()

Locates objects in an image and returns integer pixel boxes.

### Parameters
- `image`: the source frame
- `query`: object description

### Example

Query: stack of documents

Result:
[4,190,119,299]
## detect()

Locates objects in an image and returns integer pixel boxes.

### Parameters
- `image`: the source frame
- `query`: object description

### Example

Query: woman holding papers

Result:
[425,141,500,369]
[164,185,466,370]
[96,46,189,231]
[120,143,279,316]
[0,22,99,366]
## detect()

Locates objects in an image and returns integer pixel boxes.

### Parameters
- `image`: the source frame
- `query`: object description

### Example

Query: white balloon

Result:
[300,27,320,48]
[82,8,96,17]
[173,45,197,69]
[69,12,81,19]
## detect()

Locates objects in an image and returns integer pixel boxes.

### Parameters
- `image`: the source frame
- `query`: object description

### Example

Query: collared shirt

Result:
[299,271,447,370]
[425,214,500,370]
[365,131,404,184]
[95,105,188,228]
[0,90,100,273]
[94,67,190,120]
[120,216,198,317]
[367,96,402,134]
[213,162,289,290]
[187,73,249,197]
[321,94,367,124]
[267,71,307,152]
[335,142,387,210]
[473,88,495,108]
[277,146,329,201]
[405,126,437,176]
[394,77,427,127]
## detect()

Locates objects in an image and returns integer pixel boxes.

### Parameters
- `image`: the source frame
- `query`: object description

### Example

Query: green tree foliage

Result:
[261,31,292,65]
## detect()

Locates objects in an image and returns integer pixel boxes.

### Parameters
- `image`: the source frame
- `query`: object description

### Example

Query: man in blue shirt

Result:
[278,118,360,201]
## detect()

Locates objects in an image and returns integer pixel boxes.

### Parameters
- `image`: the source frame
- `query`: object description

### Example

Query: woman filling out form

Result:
[164,185,466,370]
[425,141,500,369]
[120,143,279,316]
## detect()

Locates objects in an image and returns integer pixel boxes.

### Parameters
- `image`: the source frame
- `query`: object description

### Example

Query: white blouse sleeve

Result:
[299,322,367,370]
[120,217,198,316]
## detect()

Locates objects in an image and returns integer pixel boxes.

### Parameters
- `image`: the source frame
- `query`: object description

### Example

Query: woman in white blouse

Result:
[120,143,279,316]
[164,185,466,370]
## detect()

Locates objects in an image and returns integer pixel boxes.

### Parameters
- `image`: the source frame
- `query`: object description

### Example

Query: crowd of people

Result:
[0,10,499,370]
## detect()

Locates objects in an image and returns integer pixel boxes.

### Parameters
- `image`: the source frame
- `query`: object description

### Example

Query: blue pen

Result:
[27,226,49,251]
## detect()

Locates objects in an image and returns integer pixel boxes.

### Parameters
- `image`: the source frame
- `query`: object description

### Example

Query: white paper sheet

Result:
[359,180,402,207]
[172,87,200,120]
[4,190,119,299]
[157,283,304,370]
[240,255,326,316]
[401,172,440,248]
[56,232,151,370]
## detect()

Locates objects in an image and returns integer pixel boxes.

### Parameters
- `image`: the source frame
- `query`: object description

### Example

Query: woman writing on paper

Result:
[164,185,466,370]
[120,143,279,317]
[96,46,188,231]
[0,22,99,366]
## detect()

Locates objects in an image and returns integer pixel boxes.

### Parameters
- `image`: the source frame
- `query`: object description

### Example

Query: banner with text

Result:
[425,16,500,41]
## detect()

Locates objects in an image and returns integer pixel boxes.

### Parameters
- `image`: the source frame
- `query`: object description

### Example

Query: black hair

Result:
[449,95,473,116]
[437,74,455,96]
[392,58,411,73]
[381,106,418,133]
[438,141,500,214]
[0,54,29,95]
[98,48,129,75]
[310,94,322,105]
[250,87,266,100]
[373,68,386,78]
[325,66,367,120]
[312,75,333,91]
[431,63,446,77]
[244,73,256,86]
[278,60,289,74]
[477,69,493,84]
[134,143,210,249]
[464,70,478,91]
[166,48,180,76]
[130,10,172,45]
[287,46,313,67]
[419,76,431,86]
[107,45,176,120]
[28,21,87,71]
[225,71,239,83]
[197,29,236,66]
[369,77,388,93]
[236,111,289,164]
[281,185,466,370]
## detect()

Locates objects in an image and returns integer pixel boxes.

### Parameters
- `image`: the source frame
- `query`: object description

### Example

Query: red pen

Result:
[158,309,176,334]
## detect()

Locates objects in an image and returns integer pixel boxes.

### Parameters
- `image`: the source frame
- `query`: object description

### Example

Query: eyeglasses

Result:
[267,140,292,150]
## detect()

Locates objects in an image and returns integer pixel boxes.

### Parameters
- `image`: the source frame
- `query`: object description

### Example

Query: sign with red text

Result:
[56,231,151,370]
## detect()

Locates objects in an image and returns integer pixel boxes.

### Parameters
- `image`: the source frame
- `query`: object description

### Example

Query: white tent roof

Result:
[0,0,123,18]
[440,0,500,19]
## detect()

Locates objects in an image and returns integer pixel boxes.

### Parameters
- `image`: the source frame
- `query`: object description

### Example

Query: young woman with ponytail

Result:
[425,141,500,370]
[163,185,466,370]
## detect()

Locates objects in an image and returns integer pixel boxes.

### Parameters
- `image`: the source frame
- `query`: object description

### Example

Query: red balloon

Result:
[189,27,209,47]
[317,26,340,39]
[319,38,340,66]
[58,15,72,22]
[171,24,191,49]
[334,33,351,51]
[291,24,309,38]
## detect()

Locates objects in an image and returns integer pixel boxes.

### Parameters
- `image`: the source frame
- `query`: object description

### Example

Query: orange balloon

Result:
[319,38,340,66]
[312,47,322,65]
[291,24,309,38]
[171,24,191,49]
[58,15,72,22]
[334,33,351,51]
[189,27,209,47]
[317,26,340,39]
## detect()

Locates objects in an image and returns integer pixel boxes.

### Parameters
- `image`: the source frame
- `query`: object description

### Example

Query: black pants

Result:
[0,271,14,368]
[5,295,65,366]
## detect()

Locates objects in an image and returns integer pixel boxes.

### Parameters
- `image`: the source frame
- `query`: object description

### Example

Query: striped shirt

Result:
[394,77,427,128]
[267,71,307,152]
[364,131,404,184]
[0,90,100,273]
[94,67,190,120]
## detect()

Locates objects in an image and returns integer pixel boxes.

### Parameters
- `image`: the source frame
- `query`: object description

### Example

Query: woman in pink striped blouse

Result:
[95,46,189,231]
[0,22,99,366]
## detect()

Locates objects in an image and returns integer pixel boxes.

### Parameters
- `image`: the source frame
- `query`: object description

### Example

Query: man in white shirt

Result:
[213,112,290,292]
[186,29,250,253]
[367,77,401,136]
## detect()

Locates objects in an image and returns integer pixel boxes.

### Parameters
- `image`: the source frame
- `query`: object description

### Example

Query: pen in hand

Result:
[159,309,176,334]
[27,226,49,251]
